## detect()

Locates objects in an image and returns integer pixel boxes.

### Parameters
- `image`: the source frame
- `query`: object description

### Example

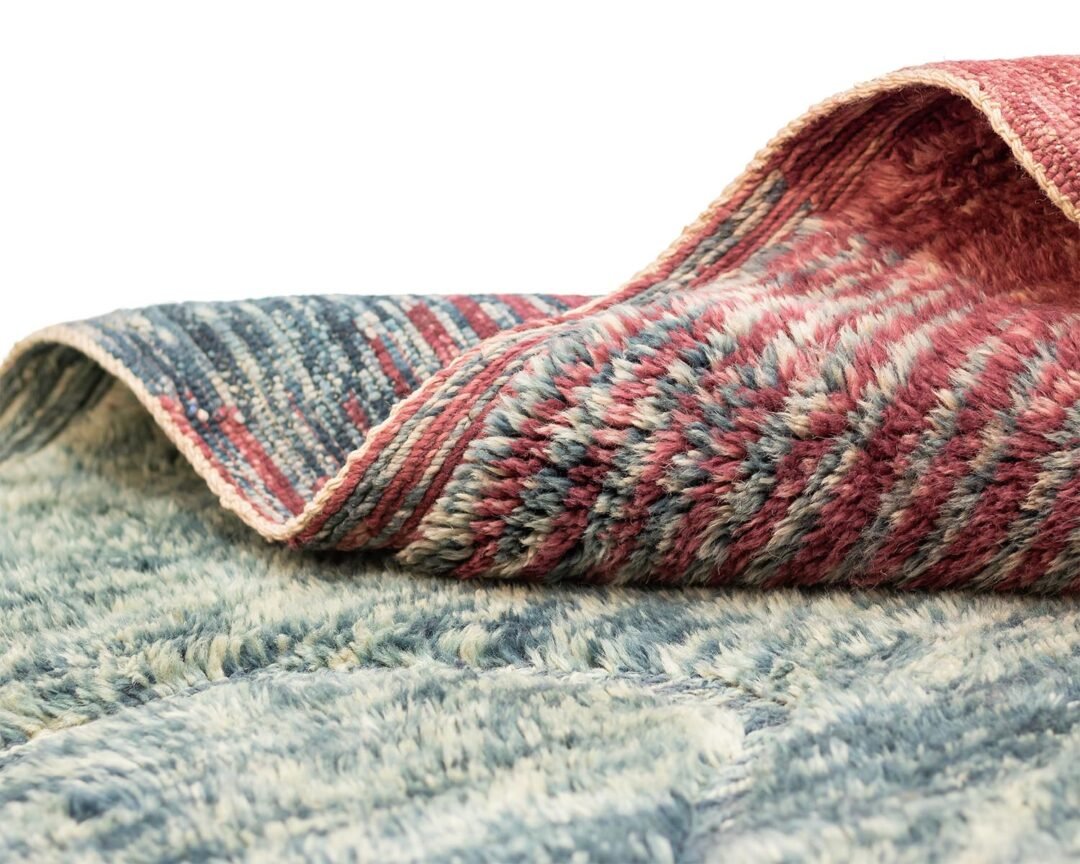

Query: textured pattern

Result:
[0,293,585,521]
[3,383,1080,861]
[5,56,1080,594]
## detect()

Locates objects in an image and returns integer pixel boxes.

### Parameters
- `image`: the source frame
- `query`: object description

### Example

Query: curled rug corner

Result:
[6,56,1080,592]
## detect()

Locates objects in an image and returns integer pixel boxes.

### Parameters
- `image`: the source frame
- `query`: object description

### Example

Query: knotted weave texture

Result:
[5,56,1080,592]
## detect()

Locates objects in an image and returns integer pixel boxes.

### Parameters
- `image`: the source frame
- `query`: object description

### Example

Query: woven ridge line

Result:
[621,62,1080,304]
[0,295,579,527]
[288,60,1080,549]
[885,65,1078,223]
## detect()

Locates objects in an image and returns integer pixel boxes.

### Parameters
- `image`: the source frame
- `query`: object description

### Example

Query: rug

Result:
[3,57,1080,861]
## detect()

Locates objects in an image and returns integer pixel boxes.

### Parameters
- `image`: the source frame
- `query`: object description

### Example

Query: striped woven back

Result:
[5,56,1080,591]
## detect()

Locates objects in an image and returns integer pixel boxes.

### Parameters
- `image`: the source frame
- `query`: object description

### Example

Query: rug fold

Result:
[5,56,1080,591]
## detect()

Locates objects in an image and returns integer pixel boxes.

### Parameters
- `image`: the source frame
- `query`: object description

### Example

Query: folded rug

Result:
[4,57,1080,863]
[6,57,1080,591]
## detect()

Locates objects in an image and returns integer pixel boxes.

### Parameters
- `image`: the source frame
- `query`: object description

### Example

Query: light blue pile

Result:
[1,383,1078,862]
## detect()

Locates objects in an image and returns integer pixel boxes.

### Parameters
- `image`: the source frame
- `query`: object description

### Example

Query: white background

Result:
[2,2,1077,356]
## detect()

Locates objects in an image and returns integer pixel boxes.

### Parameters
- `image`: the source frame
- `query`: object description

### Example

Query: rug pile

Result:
[3,57,1080,861]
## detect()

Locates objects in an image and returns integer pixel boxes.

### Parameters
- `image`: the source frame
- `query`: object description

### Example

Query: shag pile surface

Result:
[3,57,1080,861]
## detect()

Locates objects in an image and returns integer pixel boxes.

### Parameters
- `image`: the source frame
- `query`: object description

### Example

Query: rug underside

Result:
[6,59,1080,590]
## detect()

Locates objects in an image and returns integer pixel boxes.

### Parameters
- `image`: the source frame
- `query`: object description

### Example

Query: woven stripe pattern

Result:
[5,56,1080,591]
[0,295,585,521]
